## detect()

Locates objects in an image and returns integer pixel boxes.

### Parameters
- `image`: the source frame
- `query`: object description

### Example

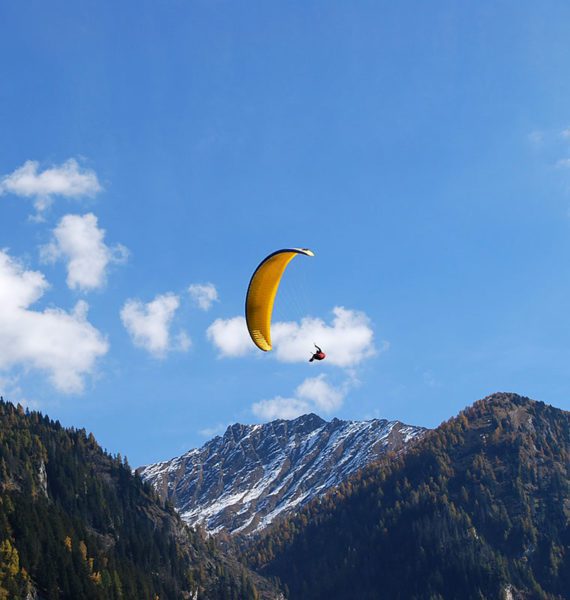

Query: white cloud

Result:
[188,283,218,310]
[272,307,376,367]
[207,316,252,357]
[121,293,190,357]
[0,159,102,212]
[561,128,570,139]
[556,158,570,169]
[0,250,108,393]
[295,374,345,412]
[252,374,347,420]
[41,213,128,291]
[207,307,378,367]
[252,396,311,420]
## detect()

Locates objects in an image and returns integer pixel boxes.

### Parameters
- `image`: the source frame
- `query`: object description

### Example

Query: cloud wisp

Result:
[0,250,108,393]
[41,213,128,292]
[121,293,190,358]
[0,375,41,411]
[252,374,348,420]
[0,158,102,213]
[188,283,219,311]
[555,158,570,169]
[198,423,228,438]
[207,306,377,367]
[528,130,545,146]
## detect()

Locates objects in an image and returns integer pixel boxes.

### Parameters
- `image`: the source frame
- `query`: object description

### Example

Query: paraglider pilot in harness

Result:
[309,344,326,363]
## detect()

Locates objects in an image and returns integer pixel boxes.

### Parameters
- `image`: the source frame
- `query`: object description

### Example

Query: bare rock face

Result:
[37,460,48,498]
[139,414,426,535]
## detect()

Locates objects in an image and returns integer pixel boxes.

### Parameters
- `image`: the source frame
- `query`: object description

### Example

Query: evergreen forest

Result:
[0,398,268,599]
[246,393,570,600]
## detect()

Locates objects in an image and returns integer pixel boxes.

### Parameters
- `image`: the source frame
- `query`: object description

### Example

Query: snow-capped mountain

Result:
[139,414,426,535]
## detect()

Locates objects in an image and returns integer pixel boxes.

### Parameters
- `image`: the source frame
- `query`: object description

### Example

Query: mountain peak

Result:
[471,391,555,412]
[249,394,570,599]
[456,392,569,432]
[220,413,328,445]
[289,412,326,428]
[140,414,427,535]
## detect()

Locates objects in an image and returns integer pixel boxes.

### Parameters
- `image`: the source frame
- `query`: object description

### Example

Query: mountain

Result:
[139,414,426,536]
[0,398,280,600]
[246,393,570,600]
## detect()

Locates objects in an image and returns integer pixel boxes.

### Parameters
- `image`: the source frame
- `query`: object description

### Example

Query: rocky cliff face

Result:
[139,413,426,535]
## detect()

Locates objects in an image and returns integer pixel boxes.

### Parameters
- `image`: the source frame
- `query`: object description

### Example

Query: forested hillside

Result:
[0,398,276,600]
[247,393,570,600]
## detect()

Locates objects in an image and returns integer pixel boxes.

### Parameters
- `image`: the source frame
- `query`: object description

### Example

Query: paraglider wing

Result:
[245,248,314,351]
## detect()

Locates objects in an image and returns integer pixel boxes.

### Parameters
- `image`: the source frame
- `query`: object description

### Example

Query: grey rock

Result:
[139,414,426,535]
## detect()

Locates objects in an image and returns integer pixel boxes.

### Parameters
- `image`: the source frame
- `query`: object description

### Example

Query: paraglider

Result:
[245,248,316,353]
[309,344,326,363]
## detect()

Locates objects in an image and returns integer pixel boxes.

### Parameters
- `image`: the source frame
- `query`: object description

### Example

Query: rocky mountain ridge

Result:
[139,413,426,535]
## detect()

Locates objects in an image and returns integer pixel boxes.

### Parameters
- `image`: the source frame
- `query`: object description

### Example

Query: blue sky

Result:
[2,1,570,466]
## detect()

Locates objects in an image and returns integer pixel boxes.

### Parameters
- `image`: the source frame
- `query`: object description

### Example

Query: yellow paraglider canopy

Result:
[245,248,314,351]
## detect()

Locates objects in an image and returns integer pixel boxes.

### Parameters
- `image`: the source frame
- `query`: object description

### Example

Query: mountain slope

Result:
[247,393,570,600]
[0,398,280,600]
[139,414,426,535]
